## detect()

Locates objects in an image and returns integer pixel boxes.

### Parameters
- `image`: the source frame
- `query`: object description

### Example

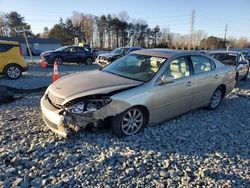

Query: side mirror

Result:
[159,75,175,85]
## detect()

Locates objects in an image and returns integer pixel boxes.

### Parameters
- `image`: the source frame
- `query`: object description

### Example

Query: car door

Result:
[150,56,193,123]
[0,44,14,72]
[76,47,86,61]
[64,47,77,62]
[189,55,218,109]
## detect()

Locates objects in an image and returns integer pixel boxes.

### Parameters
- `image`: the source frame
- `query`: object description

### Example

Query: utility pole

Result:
[224,24,228,41]
[189,9,195,50]
[15,27,34,63]
[22,27,34,63]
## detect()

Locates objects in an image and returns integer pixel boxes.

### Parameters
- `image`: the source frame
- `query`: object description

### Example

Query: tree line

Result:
[0,11,250,50]
[47,11,162,49]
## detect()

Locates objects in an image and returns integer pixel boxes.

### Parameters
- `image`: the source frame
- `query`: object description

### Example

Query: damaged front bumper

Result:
[95,58,110,67]
[40,95,130,137]
[41,95,68,137]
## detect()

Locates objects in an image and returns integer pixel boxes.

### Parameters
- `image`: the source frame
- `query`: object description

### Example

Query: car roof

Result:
[119,47,142,49]
[0,40,19,45]
[208,51,240,55]
[131,49,184,58]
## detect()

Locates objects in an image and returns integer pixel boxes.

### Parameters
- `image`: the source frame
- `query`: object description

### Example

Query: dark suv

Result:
[96,47,143,67]
[40,46,94,65]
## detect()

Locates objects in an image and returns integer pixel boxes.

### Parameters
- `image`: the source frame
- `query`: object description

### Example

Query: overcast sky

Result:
[0,0,249,39]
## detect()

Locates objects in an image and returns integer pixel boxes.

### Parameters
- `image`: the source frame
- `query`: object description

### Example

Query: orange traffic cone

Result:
[52,61,60,82]
[41,60,47,68]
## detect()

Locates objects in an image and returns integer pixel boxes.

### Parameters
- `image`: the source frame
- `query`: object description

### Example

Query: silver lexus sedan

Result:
[41,49,236,137]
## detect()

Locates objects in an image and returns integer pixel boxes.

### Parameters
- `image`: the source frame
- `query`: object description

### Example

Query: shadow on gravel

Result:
[0,84,47,105]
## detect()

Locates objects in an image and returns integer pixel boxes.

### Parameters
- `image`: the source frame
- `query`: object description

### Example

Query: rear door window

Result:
[0,44,16,53]
[65,47,77,53]
[190,55,214,74]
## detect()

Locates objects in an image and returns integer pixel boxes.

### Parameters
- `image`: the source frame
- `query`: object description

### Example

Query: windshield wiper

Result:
[103,70,144,82]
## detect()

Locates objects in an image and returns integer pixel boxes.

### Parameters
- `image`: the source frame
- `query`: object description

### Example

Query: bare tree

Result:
[118,11,130,22]
[41,26,49,38]
[172,34,190,49]
[71,12,95,46]
[158,27,173,48]
[236,37,249,48]
[96,15,106,49]
[0,13,8,36]
[193,30,207,48]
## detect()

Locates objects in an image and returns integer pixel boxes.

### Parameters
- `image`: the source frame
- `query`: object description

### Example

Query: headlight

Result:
[65,98,111,115]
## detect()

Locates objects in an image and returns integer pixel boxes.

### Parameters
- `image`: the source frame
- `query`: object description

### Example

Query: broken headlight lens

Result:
[65,98,111,114]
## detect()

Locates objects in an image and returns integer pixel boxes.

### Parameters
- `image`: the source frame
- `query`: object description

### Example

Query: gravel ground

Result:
[0,81,249,187]
[0,63,99,89]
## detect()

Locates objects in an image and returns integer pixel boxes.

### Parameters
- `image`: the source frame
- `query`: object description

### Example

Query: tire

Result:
[207,87,224,110]
[85,57,93,65]
[4,64,22,79]
[235,72,239,84]
[111,107,146,137]
[54,57,63,65]
[241,68,249,81]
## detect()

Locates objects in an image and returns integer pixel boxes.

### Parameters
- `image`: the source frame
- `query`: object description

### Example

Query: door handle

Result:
[213,74,219,79]
[186,81,193,86]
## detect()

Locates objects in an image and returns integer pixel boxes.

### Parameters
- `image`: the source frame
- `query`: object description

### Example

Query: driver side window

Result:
[163,57,190,80]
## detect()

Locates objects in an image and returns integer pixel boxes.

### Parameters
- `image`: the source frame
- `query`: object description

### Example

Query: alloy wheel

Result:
[210,89,222,108]
[55,57,63,65]
[85,58,92,65]
[121,108,143,135]
[7,66,21,79]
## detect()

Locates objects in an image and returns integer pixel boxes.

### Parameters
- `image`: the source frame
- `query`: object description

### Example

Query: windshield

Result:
[54,46,68,52]
[111,48,128,55]
[103,54,166,82]
[210,53,237,65]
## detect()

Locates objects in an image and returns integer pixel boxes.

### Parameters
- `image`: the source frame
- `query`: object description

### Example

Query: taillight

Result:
[19,46,23,56]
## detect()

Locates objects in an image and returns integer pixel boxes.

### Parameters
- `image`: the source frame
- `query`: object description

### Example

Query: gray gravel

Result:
[0,63,99,89]
[0,81,249,187]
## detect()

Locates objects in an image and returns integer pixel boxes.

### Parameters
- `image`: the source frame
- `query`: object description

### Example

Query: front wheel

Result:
[207,87,224,110]
[54,57,63,65]
[85,57,93,65]
[111,107,146,137]
[4,64,22,79]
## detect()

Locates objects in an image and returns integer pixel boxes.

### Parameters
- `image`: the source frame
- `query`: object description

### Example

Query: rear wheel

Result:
[207,87,224,110]
[4,64,22,79]
[111,107,146,137]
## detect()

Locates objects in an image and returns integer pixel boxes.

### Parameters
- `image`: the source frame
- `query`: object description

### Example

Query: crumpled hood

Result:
[48,70,142,104]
